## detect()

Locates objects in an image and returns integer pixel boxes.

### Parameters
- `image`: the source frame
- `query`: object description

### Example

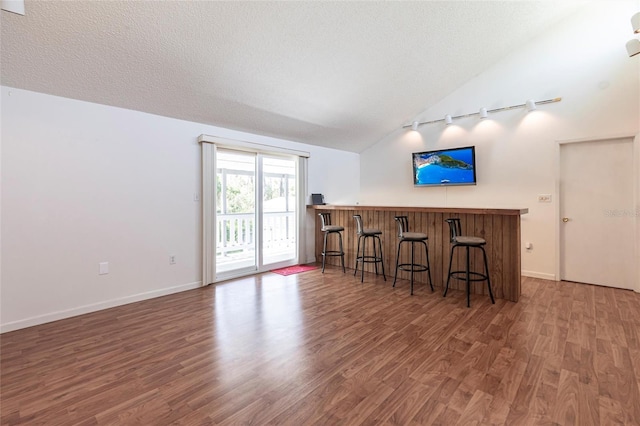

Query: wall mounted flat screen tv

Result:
[412,146,477,186]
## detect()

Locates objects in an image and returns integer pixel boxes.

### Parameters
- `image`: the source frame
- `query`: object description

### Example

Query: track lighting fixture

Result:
[403,97,561,130]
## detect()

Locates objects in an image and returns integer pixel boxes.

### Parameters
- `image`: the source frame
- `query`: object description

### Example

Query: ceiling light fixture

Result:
[626,12,640,57]
[525,99,537,112]
[402,97,561,130]
[627,39,640,57]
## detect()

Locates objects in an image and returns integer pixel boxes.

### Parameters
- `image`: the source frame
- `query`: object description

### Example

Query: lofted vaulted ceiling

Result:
[1,1,580,152]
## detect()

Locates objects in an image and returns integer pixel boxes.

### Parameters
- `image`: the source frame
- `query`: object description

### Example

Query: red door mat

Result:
[270,264,318,276]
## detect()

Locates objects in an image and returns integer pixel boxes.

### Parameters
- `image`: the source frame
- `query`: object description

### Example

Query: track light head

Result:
[627,38,640,57]
[525,99,537,112]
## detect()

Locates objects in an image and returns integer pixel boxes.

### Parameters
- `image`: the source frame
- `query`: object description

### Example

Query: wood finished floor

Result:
[2,267,640,425]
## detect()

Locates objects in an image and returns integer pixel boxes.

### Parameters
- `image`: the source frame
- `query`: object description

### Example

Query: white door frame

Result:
[198,134,309,285]
[554,133,640,293]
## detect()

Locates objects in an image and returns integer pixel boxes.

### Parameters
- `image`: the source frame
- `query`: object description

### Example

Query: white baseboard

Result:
[0,281,202,334]
[521,270,557,281]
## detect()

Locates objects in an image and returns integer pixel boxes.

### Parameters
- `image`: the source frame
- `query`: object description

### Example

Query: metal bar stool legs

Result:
[321,230,345,273]
[481,245,495,303]
[393,216,433,295]
[319,213,345,273]
[353,215,386,282]
[443,218,495,307]
[393,239,433,295]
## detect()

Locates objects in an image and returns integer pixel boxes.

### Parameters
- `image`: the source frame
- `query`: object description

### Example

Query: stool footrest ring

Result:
[398,263,429,273]
[356,255,384,263]
[448,271,488,282]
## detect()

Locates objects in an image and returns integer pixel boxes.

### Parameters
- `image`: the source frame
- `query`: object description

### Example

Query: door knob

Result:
[562,217,570,223]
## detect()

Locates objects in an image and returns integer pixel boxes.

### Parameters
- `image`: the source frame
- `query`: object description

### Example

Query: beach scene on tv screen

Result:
[414,148,475,185]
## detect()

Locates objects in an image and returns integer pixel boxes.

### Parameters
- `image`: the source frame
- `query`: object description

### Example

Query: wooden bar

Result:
[310,205,528,302]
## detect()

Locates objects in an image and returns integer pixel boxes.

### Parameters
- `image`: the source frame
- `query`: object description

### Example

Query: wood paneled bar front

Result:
[310,205,528,302]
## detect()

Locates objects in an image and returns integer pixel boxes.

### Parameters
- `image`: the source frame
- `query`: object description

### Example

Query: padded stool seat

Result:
[353,215,386,282]
[443,218,495,307]
[318,213,345,273]
[454,236,486,245]
[322,225,344,232]
[400,231,428,240]
[361,228,382,235]
[393,216,433,295]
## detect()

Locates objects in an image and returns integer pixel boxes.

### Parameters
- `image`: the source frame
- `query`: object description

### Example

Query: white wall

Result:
[0,87,360,332]
[303,146,361,263]
[360,2,640,283]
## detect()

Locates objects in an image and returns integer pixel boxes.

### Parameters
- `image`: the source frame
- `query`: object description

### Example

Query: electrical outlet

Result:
[537,194,552,203]
[169,255,176,265]
[99,262,109,275]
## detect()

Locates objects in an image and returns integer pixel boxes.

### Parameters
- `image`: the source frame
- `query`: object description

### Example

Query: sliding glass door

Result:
[215,149,298,279]
[262,156,297,265]
[216,150,257,275]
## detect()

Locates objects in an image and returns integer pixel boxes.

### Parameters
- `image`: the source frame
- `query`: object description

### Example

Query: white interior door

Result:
[559,138,635,289]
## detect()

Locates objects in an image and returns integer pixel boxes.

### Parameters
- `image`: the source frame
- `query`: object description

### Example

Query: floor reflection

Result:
[213,273,304,383]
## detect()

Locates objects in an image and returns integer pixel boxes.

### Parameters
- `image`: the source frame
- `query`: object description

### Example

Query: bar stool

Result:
[353,215,386,282]
[393,216,433,295]
[318,213,345,273]
[443,218,495,307]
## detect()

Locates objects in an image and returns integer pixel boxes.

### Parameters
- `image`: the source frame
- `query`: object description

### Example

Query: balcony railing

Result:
[216,211,296,271]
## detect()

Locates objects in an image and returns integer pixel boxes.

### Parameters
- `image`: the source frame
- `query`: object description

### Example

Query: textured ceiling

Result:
[1,1,580,152]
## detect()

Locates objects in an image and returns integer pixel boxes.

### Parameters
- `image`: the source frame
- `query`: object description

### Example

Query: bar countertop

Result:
[308,204,528,216]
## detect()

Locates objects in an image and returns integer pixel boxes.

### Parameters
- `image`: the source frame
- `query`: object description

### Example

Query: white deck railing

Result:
[217,213,256,257]
[216,212,296,267]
